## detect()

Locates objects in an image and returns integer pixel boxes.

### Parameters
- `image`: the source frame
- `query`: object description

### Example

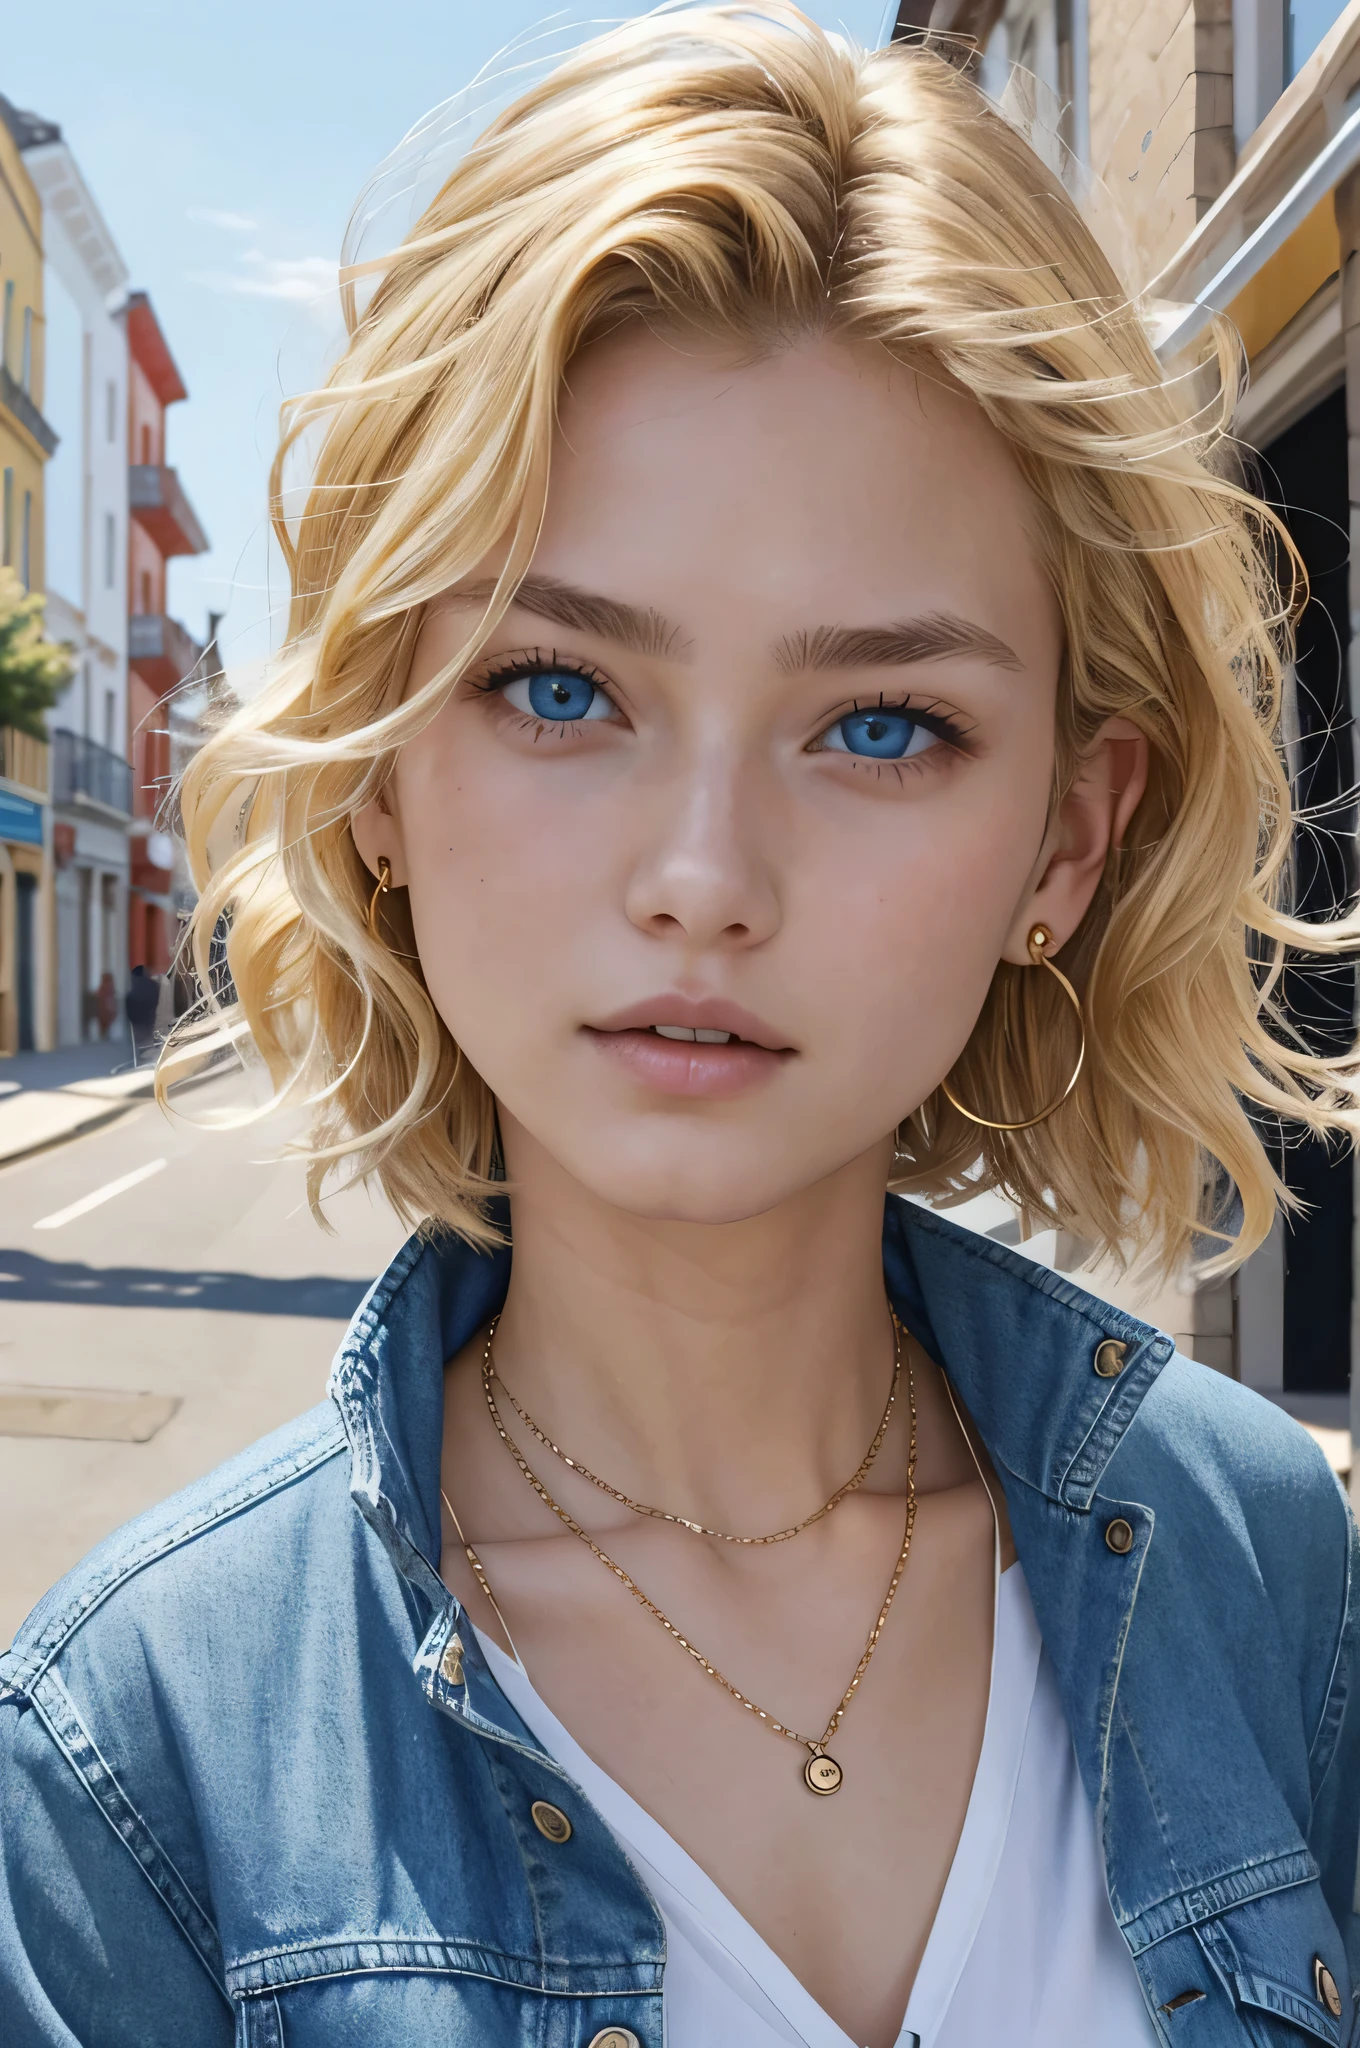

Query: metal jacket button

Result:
[1104,1518,1135,1555]
[588,2032,641,2048]
[1093,1339,1127,1378]
[1314,1957,1342,2018]
[531,1799,573,1843]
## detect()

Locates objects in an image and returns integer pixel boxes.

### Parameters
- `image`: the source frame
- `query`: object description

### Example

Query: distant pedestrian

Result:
[124,965,160,1063]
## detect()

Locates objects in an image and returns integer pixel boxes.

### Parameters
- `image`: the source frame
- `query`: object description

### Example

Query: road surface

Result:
[0,1064,408,1645]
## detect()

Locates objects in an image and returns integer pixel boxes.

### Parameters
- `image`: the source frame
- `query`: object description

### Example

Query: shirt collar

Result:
[329,1194,1174,1599]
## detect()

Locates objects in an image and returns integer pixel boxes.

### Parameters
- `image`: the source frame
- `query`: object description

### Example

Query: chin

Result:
[548,1125,850,1229]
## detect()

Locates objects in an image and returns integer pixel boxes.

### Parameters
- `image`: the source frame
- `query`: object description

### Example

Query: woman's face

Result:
[363,329,1136,1224]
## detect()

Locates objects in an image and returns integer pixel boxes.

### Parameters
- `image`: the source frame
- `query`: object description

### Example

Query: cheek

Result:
[393,708,610,1023]
[805,757,1050,1085]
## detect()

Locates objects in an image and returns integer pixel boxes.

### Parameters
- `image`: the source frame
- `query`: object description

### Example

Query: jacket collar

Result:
[328,1194,1175,1597]
[882,1198,1175,1509]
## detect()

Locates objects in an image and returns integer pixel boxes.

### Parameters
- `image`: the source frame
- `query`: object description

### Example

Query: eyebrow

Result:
[449,576,1022,675]
[774,616,1024,674]
[449,575,689,659]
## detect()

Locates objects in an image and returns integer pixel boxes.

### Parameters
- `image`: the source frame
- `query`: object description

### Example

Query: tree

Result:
[0,568,73,740]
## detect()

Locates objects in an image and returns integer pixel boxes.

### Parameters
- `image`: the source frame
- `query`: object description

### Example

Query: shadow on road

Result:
[0,1251,368,1320]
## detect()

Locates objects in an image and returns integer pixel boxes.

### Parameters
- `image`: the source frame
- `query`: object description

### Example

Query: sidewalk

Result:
[0,1041,165,1168]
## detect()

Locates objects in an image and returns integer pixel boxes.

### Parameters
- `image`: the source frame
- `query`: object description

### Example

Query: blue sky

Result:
[4,3,892,674]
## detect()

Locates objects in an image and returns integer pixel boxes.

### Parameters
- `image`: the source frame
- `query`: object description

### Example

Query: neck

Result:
[490,1123,902,1533]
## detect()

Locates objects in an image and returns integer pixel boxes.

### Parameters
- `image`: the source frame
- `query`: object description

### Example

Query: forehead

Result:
[542,326,1053,645]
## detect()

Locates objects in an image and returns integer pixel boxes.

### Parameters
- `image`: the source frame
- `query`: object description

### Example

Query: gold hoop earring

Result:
[940,924,1085,1132]
[366,857,392,940]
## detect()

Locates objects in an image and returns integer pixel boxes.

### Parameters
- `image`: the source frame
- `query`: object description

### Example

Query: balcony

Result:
[129,614,204,698]
[0,366,57,457]
[51,729,133,817]
[129,464,208,558]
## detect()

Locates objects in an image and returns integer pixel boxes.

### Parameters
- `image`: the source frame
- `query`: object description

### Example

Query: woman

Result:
[2,10,1356,2045]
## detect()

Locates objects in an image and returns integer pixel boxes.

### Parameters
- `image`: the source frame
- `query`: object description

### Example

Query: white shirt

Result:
[477,1565,1160,2047]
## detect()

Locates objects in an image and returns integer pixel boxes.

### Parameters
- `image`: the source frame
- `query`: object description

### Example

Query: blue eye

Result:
[822,708,937,760]
[502,669,613,723]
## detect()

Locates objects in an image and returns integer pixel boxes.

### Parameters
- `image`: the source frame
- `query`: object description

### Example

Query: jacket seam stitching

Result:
[8,1423,348,1690]
[1055,1343,1176,1506]
[27,1668,231,2008]
[1120,1851,1317,1949]
[1306,1483,1357,1784]
[235,1964,662,2001]
[1114,1688,1187,1897]
[228,1933,656,1974]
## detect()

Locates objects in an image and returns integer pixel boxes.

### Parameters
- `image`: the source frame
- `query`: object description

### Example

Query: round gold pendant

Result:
[804,1752,843,1796]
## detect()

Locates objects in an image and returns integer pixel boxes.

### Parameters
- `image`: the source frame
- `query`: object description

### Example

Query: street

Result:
[0,1063,408,1645]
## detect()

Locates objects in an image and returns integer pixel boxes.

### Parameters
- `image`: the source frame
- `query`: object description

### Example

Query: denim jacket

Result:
[1,1195,1357,2048]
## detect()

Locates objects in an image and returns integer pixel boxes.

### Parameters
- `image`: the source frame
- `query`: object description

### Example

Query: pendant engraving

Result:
[804,1752,843,1796]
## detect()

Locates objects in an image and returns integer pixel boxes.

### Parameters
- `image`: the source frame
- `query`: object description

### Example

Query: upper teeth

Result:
[652,1025,732,1043]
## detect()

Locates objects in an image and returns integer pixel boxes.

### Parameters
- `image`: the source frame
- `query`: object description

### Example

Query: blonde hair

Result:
[172,1,1360,1272]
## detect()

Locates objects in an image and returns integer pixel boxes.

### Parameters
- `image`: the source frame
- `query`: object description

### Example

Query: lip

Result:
[583,994,795,1102]
[586,995,794,1053]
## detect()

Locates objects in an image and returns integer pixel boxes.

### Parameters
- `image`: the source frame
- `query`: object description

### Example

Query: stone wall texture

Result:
[1089,0,1234,285]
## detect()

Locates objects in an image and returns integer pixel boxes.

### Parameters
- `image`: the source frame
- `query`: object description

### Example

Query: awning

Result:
[1154,100,1360,361]
[0,791,44,848]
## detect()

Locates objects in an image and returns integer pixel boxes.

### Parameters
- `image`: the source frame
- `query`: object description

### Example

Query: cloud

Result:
[192,253,337,304]
[187,207,259,232]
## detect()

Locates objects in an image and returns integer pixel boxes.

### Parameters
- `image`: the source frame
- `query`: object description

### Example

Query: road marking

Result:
[34,1158,168,1231]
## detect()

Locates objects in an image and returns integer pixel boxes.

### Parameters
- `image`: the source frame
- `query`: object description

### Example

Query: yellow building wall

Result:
[1225,195,1342,361]
[0,114,46,593]
[0,117,53,1050]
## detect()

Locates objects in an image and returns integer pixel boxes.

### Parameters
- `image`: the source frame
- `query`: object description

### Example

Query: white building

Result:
[21,125,132,1047]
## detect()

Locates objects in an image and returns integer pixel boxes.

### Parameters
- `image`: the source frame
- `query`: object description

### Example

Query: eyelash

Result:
[467,654,976,765]
[812,692,975,770]
[464,650,619,736]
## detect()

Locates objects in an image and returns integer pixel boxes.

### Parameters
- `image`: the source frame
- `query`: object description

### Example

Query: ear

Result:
[1001,716,1148,964]
[351,790,410,888]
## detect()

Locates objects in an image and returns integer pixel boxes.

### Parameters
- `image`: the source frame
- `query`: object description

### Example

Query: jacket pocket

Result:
[1233,1972,1342,2044]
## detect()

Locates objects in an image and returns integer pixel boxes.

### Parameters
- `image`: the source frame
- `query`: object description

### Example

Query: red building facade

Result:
[125,291,206,974]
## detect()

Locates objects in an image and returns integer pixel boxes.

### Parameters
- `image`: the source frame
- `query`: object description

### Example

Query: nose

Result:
[623,751,781,953]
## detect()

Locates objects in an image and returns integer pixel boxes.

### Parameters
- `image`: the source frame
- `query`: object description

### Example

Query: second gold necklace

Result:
[486,1313,902,1544]
[474,1312,917,1795]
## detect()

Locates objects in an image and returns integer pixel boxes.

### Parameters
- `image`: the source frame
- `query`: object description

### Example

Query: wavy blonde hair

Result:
[171,0,1360,1272]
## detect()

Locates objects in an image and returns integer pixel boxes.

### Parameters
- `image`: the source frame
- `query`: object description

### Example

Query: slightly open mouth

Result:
[585,1020,789,1096]
[646,1024,738,1045]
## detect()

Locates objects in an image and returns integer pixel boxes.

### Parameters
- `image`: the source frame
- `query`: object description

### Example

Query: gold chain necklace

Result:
[465,1313,916,1796]
[486,1315,901,1545]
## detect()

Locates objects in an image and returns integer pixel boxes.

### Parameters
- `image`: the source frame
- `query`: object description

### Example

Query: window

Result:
[105,379,117,442]
[1,468,10,567]
[141,423,152,465]
[1,281,11,376]
[21,489,31,589]
[104,689,117,754]
[103,511,115,589]
[20,307,31,393]
[140,569,153,615]
[81,661,92,737]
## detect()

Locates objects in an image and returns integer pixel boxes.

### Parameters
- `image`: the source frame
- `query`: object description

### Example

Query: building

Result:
[125,291,207,977]
[1137,0,1360,1447]
[889,1,1360,1461]
[19,115,133,1047]
[0,96,58,1053]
